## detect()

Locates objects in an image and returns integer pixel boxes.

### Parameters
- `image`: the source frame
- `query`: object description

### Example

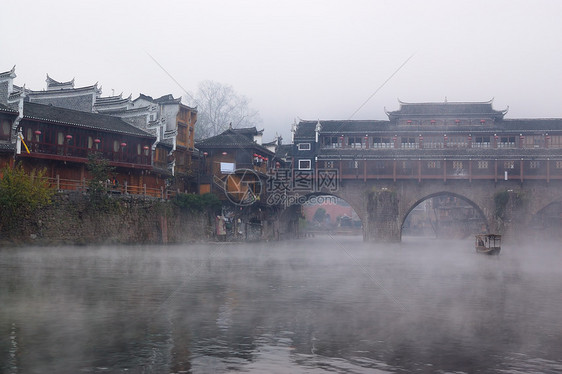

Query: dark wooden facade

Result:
[196,127,275,202]
[292,100,562,184]
[12,102,162,191]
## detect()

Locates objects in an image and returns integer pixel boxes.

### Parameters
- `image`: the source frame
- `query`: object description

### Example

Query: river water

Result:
[1,236,561,373]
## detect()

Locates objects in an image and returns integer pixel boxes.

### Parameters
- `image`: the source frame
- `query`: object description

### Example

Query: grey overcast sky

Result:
[1,0,561,140]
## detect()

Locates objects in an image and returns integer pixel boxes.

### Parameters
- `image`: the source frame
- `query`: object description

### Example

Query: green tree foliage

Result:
[0,165,54,232]
[173,193,221,213]
[87,153,115,197]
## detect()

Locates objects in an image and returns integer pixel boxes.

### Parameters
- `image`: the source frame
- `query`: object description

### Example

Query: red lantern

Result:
[431,120,436,124]
[480,119,486,124]
[143,145,149,150]
[34,130,42,135]
[65,135,72,140]
[253,153,258,157]
[222,151,227,155]
[407,120,412,124]
[455,119,460,124]
[203,151,208,156]
[264,157,268,161]
[94,138,101,144]
[120,142,127,147]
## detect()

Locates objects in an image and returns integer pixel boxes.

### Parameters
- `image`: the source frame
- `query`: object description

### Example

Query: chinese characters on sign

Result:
[266,169,339,205]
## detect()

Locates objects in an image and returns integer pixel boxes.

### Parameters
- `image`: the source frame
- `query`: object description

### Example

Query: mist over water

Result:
[1,236,561,373]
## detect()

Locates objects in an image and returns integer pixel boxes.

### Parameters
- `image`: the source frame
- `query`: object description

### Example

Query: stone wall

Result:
[1,192,214,246]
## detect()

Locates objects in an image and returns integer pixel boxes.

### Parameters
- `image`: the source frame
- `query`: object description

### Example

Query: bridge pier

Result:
[365,188,401,242]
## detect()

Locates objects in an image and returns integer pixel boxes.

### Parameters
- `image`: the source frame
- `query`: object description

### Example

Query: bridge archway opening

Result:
[401,192,488,240]
[279,193,363,239]
[529,201,562,240]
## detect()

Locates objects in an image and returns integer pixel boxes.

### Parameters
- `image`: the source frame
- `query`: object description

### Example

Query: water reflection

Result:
[0,236,561,373]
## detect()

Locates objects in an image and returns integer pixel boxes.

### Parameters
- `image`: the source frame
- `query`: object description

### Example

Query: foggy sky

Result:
[2,0,561,140]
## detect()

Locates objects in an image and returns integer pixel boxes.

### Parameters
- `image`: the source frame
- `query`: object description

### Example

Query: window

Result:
[427,161,441,169]
[504,161,515,169]
[325,161,334,168]
[477,161,489,169]
[447,136,467,148]
[177,124,188,145]
[323,136,340,148]
[347,137,363,149]
[550,136,562,149]
[556,161,562,169]
[113,140,120,152]
[372,137,392,148]
[401,137,416,148]
[297,143,311,151]
[1,120,10,137]
[298,159,311,170]
[498,136,516,148]
[530,161,540,169]
[474,136,490,148]
[452,161,463,169]
[348,160,358,169]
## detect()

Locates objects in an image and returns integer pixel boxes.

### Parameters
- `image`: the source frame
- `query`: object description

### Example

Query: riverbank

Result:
[0,192,214,246]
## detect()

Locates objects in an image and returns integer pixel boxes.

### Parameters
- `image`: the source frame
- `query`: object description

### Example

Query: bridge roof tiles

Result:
[296,120,392,138]
[498,118,562,131]
[386,100,507,120]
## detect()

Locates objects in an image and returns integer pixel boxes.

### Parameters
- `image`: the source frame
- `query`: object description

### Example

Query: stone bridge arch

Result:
[276,189,367,239]
[273,179,562,243]
[400,191,490,239]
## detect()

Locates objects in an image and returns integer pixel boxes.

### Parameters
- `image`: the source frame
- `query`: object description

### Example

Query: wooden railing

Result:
[45,175,179,199]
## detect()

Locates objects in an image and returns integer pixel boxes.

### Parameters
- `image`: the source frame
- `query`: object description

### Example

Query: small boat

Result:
[475,234,501,255]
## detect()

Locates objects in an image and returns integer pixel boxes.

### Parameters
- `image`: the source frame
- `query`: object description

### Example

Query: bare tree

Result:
[194,80,261,139]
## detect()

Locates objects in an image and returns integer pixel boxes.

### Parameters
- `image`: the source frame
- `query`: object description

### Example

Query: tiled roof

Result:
[46,74,75,89]
[498,119,562,131]
[296,120,391,138]
[22,102,155,138]
[386,100,507,119]
[275,144,293,158]
[0,103,18,114]
[196,128,273,154]
[0,66,16,79]
[296,118,562,136]
[232,127,263,137]
[0,142,15,152]
[294,121,316,139]
[154,94,181,105]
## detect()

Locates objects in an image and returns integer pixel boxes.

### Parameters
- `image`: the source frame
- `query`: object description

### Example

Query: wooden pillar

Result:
[443,158,447,182]
[494,160,498,182]
[469,159,472,182]
[339,159,342,179]
[520,159,524,183]
[547,158,550,183]
[418,159,421,183]
[392,159,396,182]
[363,160,367,182]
